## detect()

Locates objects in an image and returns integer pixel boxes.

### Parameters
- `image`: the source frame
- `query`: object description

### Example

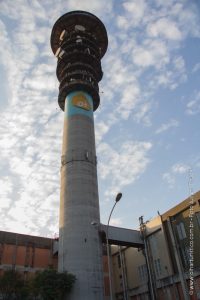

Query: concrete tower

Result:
[50,11,108,300]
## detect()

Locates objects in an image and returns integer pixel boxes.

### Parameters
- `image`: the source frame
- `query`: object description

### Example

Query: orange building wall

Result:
[16,246,26,265]
[0,244,57,271]
[34,248,51,268]
[0,231,110,298]
[0,231,58,278]
[1,244,14,265]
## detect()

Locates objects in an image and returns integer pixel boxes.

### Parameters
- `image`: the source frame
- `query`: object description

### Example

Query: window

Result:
[154,258,162,277]
[176,222,187,240]
[138,264,148,282]
[148,234,158,256]
[180,246,190,267]
[196,212,200,227]
[117,254,121,268]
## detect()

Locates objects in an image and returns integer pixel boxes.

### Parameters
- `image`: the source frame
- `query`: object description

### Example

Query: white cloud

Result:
[102,52,142,122]
[0,0,200,236]
[0,1,63,236]
[123,0,146,25]
[163,162,189,189]
[149,55,187,90]
[156,119,179,134]
[0,177,13,209]
[66,0,113,15]
[98,140,152,199]
[173,56,185,72]
[133,101,152,126]
[186,91,200,115]
[23,75,56,92]
[132,40,169,69]
[147,17,182,41]
[116,84,140,120]
[110,218,123,226]
[133,48,154,68]
[116,16,129,30]
[192,63,200,73]
[172,163,189,174]
[154,0,176,7]
[174,3,200,38]
[95,121,110,144]
[162,172,175,189]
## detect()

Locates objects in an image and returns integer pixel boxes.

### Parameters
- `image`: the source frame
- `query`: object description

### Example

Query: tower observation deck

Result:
[51,11,108,300]
[51,10,108,111]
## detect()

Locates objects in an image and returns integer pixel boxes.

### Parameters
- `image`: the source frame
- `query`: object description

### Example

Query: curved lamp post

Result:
[106,192,122,300]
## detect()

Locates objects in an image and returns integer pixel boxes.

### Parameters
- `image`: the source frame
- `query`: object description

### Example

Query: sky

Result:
[0,0,200,238]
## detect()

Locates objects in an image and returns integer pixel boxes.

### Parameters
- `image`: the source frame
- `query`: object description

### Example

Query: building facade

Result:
[111,191,200,300]
[0,231,57,279]
[0,191,200,299]
[0,231,111,297]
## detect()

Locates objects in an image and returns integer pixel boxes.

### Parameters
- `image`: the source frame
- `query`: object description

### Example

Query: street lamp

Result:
[106,192,122,300]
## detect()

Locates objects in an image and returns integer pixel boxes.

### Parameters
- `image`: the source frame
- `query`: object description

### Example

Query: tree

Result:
[32,269,76,300]
[0,269,27,300]
[0,269,76,300]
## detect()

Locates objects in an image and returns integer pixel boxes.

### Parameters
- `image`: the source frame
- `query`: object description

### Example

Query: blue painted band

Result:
[64,91,94,119]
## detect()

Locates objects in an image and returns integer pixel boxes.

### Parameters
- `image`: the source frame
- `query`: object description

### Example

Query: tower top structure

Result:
[51,10,108,57]
[50,10,108,111]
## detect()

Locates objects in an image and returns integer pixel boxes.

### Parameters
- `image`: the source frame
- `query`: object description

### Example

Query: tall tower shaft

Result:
[51,11,108,300]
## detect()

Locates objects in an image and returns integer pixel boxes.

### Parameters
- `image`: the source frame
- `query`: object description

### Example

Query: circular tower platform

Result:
[51,11,108,111]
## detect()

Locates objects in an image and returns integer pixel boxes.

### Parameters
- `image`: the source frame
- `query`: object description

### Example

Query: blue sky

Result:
[0,0,200,237]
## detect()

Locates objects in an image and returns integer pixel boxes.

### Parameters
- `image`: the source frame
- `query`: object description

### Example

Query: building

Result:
[111,191,200,300]
[0,231,114,299]
[0,191,200,299]
[0,231,57,279]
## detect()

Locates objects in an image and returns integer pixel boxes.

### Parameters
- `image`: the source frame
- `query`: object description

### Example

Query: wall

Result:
[0,231,57,279]
[111,190,200,300]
